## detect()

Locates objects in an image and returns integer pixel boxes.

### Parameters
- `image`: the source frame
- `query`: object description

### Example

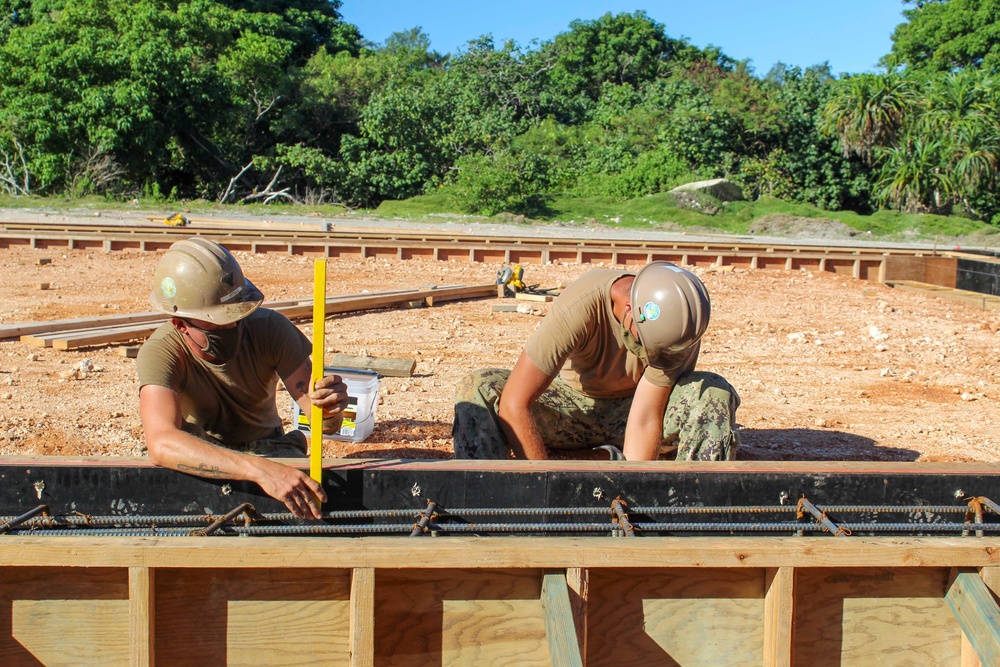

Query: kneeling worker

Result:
[137,238,348,518]
[453,261,739,461]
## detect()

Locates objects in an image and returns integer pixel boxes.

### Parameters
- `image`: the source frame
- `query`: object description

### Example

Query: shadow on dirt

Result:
[737,428,920,461]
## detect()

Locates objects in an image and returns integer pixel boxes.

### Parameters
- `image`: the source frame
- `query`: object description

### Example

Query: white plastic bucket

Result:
[291,368,380,442]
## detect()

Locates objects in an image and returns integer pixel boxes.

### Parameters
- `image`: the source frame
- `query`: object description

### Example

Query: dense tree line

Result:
[1,1,999,223]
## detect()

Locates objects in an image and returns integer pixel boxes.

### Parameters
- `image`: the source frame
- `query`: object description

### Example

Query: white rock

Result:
[787,332,806,343]
[868,326,882,339]
[26,353,39,362]
[78,358,94,372]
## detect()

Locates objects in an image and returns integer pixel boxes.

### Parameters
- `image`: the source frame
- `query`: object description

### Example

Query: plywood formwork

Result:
[1,540,999,666]
[1,459,1000,665]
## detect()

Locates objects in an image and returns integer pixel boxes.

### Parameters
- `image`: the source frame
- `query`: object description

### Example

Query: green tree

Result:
[886,0,1000,73]
[821,72,918,164]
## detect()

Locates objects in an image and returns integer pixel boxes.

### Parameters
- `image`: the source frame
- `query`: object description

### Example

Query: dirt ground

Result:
[2,230,1000,464]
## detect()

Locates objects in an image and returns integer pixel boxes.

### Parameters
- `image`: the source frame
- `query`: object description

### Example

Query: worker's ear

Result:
[169,317,188,332]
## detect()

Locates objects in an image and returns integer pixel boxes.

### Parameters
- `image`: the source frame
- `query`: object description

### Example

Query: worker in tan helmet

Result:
[453,261,739,461]
[137,238,348,519]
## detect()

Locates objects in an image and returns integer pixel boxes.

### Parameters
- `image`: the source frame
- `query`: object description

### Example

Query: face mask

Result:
[186,320,242,363]
[620,322,648,363]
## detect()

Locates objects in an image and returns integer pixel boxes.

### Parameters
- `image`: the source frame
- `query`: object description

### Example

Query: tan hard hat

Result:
[629,261,710,368]
[149,238,264,324]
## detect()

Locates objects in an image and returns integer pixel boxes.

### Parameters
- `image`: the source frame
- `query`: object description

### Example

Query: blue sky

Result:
[341,1,907,76]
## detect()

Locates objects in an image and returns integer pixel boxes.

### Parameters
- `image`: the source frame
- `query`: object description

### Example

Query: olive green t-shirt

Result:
[524,269,698,399]
[136,308,311,446]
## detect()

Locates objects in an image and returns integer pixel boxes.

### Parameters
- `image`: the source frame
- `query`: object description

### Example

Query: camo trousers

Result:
[452,369,740,460]
[182,423,308,458]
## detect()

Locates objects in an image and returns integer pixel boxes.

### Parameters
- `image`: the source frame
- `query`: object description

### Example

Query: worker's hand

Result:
[310,374,349,434]
[254,458,328,520]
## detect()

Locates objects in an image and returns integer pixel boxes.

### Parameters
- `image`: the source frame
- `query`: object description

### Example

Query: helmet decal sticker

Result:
[160,277,176,299]
[643,302,660,321]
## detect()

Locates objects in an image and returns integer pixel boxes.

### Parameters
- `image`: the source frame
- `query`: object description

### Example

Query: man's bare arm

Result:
[622,376,672,460]
[283,360,349,435]
[139,384,327,519]
[497,352,555,460]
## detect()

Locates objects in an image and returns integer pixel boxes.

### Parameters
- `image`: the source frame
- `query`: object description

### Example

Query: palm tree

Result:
[874,134,954,213]
[821,72,918,164]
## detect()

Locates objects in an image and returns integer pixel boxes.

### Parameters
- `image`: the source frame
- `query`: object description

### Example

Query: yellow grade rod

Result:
[310,260,326,487]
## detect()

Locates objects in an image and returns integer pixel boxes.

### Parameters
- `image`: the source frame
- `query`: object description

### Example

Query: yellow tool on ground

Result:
[164,213,190,227]
[496,264,527,292]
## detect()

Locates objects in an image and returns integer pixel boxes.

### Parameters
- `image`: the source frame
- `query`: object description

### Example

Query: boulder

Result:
[670,178,744,202]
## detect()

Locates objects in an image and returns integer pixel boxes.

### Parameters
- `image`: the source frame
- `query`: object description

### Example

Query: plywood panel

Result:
[586,568,765,667]
[153,568,351,666]
[794,568,960,666]
[0,567,129,666]
[375,568,549,667]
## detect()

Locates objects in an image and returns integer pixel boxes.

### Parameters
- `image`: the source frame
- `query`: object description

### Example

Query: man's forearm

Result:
[148,431,265,484]
[498,404,549,460]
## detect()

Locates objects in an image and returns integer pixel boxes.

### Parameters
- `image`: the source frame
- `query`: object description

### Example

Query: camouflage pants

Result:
[182,423,308,458]
[452,369,740,461]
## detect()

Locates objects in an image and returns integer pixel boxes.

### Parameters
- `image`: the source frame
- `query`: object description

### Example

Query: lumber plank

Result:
[350,567,375,667]
[129,566,154,667]
[566,568,588,661]
[51,323,162,350]
[514,291,555,302]
[328,353,415,378]
[947,570,1000,667]
[4,536,1000,570]
[764,567,794,667]
[541,572,583,667]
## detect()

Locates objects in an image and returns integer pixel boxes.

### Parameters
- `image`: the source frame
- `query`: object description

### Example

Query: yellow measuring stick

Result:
[310,260,326,486]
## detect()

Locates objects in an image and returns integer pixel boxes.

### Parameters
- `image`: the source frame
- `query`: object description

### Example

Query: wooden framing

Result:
[1,538,999,665]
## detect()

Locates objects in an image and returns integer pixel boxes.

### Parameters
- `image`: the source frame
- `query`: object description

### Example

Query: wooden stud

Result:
[566,567,588,661]
[947,569,1000,667]
[350,567,374,667]
[764,567,794,667]
[541,571,583,667]
[129,566,155,667]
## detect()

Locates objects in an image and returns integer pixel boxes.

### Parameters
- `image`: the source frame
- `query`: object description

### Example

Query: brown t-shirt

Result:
[136,308,311,446]
[524,269,698,398]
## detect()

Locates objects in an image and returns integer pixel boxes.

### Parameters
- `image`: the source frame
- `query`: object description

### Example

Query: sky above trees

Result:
[341,0,906,75]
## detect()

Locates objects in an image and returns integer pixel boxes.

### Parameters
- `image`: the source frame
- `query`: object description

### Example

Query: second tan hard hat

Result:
[629,261,710,368]
[149,238,264,324]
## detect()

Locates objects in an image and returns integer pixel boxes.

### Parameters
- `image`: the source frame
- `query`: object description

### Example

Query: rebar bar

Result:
[6,520,998,537]
[798,497,851,537]
[0,505,48,535]
[410,500,437,537]
[611,498,635,537]
[191,503,257,537]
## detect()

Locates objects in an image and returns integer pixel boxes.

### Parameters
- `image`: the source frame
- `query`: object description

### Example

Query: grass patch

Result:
[373,191,999,241]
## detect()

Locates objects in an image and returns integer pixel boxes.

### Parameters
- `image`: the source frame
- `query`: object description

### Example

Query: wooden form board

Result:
[1,539,999,666]
[5,284,495,350]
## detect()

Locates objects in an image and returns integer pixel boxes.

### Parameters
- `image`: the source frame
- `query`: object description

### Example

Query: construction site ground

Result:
[2,213,1000,464]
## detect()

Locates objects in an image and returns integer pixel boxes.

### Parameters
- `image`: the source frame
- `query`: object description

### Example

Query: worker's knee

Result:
[454,368,510,407]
